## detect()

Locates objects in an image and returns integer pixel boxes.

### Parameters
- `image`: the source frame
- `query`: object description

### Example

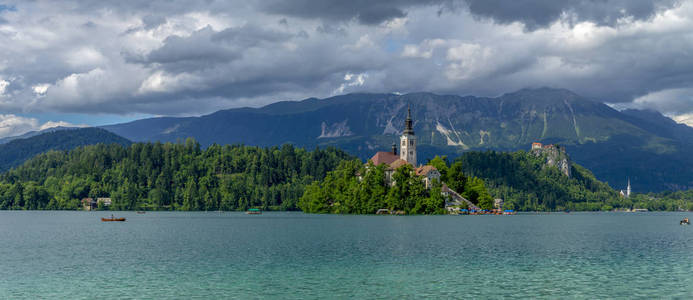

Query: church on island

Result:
[367,106,441,188]
[365,106,481,213]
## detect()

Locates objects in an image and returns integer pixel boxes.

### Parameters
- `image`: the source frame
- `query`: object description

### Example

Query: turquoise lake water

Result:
[1,211,692,299]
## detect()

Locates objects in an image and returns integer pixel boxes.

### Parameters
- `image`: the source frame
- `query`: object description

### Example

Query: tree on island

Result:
[298,156,493,214]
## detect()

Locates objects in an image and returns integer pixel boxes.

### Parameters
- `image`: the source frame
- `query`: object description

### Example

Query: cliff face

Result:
[531,145,572,177]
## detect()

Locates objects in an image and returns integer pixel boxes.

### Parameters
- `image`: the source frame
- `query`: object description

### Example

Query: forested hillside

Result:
[0,139,351,210]
[2,138,686,212]
[0,128,131,171]
[455,151,621,211]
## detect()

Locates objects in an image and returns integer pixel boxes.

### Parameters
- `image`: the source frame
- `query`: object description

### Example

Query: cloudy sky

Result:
[1,0,693,137]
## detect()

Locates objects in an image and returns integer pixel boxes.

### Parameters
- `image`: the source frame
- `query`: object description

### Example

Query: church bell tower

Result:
[400,105,417,166]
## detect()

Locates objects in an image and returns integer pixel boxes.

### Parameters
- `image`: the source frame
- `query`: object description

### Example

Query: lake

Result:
[0,211,691,299]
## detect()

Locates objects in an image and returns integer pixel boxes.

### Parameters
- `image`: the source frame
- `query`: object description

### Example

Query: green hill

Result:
[455,150,621,211]
[0,141,350,210]
[0,128,131,171]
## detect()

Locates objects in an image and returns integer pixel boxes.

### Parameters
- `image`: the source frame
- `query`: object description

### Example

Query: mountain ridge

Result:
[100,88,693,192]
[0,127,131,171]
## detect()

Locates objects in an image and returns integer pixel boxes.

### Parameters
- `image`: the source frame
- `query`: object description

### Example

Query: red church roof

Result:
[370,151,399,166]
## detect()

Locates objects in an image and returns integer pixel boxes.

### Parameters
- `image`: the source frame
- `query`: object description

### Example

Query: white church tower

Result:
[400,105,417,166]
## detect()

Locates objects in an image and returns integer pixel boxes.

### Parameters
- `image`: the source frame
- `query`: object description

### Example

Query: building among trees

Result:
[367,106,440,187]
[400,106,417,166]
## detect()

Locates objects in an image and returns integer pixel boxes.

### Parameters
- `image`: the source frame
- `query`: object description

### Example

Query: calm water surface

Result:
[0,211,692,299]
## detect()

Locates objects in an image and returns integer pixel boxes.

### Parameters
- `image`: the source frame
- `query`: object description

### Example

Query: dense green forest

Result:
[298,157,493,214]
[626,190,693,211]
[1,138,690,212]
[454,150,624,211]
[0,139,350,210]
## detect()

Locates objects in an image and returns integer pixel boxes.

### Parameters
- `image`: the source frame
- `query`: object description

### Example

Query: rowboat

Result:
[101,217,126,222]
[246,208,262,215]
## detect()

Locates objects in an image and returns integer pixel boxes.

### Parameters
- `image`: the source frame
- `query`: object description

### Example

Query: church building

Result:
[400,106,417,166]
[366,105,440,187]
[619,178,631,198]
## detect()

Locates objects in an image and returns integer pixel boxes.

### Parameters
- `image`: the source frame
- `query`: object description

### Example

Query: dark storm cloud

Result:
[141,14,167,30]
[260,0,680,29]
[260,0,448,24]
[131,25,298,74]
[2,0,693,128]
[463,0,681,30]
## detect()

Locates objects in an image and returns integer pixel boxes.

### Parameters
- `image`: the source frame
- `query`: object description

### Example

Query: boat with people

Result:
[101,214,126,222]
[246,208,262,215]
[681,218,690,225]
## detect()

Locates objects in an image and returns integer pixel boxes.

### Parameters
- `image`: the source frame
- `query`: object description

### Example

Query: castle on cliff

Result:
[530,142,572,177]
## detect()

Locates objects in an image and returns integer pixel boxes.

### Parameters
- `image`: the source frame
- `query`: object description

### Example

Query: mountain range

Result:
[99,88,693,192]
[1,88,690,192]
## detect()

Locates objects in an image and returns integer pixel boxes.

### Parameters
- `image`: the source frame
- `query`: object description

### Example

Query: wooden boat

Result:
[101,217,126,222]
[246,208,262,215]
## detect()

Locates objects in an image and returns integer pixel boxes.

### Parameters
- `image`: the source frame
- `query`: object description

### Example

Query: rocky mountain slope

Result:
[102,88,693,192]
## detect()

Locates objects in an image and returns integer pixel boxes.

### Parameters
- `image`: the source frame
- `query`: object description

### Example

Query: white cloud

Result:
[672,114,693,127]
[137,71,197,94]
[39,120,88,130]
[64,47,106,68]
[0,79,9,95]
[0,114,86,138]
[445,43,494,80]
[32,84,50,95]
[401,39,446,59]
[630,88,693,114]
[0,114,39,138]
[334,72,368,95]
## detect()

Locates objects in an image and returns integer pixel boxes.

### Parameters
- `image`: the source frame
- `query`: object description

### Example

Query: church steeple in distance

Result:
[400,104,417,166]
[404,104,414,135]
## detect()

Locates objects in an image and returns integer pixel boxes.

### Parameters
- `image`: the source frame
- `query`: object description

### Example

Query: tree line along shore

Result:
[0,139,690,213]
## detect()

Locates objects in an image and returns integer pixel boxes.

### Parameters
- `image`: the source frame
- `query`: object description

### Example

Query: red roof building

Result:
[415,165,441,188]
[370,151,399,166]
